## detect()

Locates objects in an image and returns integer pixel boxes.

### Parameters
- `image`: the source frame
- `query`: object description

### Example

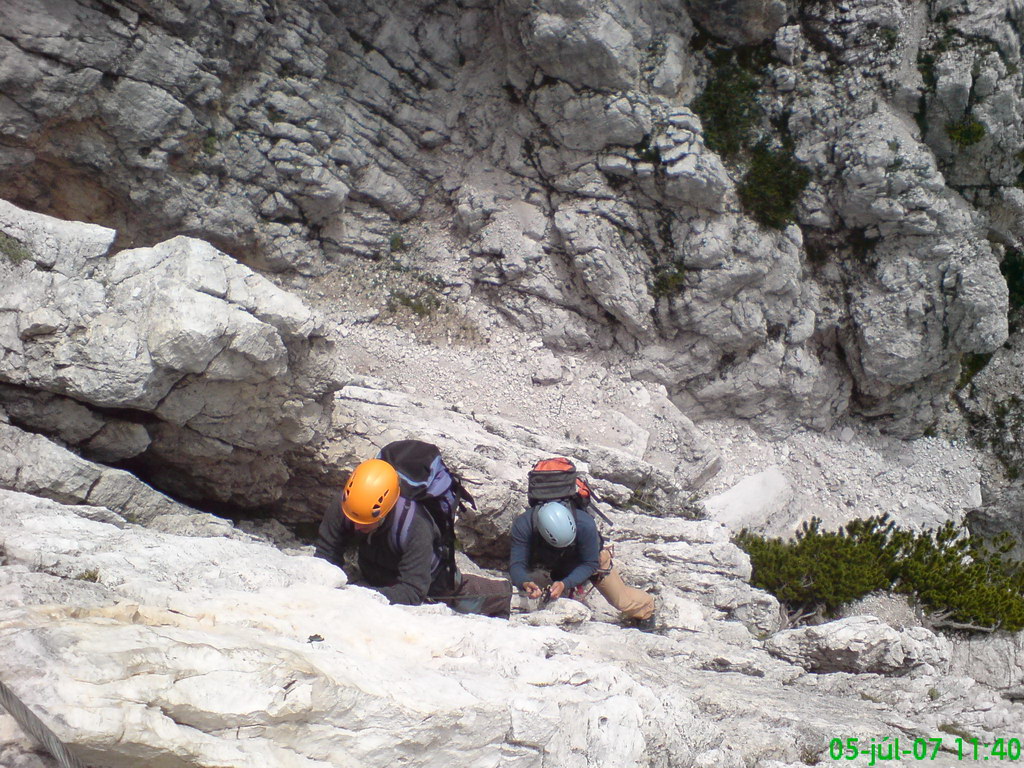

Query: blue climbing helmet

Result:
[534,501,577,548]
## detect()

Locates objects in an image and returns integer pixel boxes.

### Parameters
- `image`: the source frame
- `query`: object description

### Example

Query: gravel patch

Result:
[290,263,995,540]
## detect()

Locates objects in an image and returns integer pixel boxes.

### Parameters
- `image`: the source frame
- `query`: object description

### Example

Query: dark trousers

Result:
[445,572,512,618]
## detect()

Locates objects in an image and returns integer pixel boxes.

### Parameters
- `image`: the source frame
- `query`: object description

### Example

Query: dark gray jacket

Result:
[315,497,443,605]
[508,506,602,591]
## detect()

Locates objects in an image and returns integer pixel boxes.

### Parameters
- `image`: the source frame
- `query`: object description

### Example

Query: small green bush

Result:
[651,262,689,298]
[201,133,219,155]
[388,289,439,317]
[735,515,1024,631]
[738,143,811,229]
[634,134,661,164]
[918,52,937,90]
[957,352,993,390]
[0,231,32,264]
[946,118,986,147]
[1001,247,1024,331]
[692,61,761,158]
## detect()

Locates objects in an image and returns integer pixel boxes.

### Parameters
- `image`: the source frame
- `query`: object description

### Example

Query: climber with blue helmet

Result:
[508,495,656,628]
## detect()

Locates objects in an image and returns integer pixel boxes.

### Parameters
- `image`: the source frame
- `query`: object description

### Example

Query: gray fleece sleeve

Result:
[377,512,434,605]
[314,498,349,567]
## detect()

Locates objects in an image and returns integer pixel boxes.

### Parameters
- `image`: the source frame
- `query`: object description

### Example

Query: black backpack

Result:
[527,457,612,526]
[378,440,475,593]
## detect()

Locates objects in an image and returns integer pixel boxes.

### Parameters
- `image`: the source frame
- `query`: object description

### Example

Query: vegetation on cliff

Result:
[736,515,1024,631]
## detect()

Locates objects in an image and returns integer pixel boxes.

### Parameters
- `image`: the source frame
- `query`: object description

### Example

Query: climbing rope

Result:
[0,679,87,768]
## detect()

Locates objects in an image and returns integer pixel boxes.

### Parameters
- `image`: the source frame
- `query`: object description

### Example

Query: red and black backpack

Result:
[527,457,612,525]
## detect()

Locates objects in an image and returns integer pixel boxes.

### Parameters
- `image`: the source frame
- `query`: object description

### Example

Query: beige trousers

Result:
[592,548,655,620]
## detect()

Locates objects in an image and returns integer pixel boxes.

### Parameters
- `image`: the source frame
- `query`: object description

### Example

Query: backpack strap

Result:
[586,498,614,527]
[449,472,476,510]
[387,496,455,593]
[387,497,423,554]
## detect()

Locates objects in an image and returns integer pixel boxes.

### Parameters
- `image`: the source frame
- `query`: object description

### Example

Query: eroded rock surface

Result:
[765,616,952,676]
[0,200,341,519]
[0,0,1016,437]
[3,489,1022,768]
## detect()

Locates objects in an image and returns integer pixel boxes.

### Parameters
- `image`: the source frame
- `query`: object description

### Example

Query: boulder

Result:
[949,630,1024,691]
[499,0,641,92]
[0,200,343,520]
[966,482,1024,562]
[5,487,1019,768]
[0,416,254,536]
[683,0,787,46]
[765,616,952,675]
[701,467,794,536]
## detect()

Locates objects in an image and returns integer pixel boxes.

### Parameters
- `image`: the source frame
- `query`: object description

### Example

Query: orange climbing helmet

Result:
[341,458,401,524]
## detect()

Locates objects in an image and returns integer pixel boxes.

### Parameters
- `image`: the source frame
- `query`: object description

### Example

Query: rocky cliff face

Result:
[1,0,1017,437]
[3,1,1024,766]
[2,483,1023,768]
[0,200,342,520]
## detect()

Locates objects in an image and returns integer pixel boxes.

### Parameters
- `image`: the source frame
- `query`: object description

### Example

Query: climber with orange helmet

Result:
[314,456,441,605]
[315,443,512,615]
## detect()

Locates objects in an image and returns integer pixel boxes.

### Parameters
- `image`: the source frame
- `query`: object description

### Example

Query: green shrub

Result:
[692,61,761,158]
[957,351,993,390]
[201,133,219,155]
[738,143,811,229]
[735,515,1024,631]
[880,27,899,51]
[0,231,32,264]
[1001,247,1024,331]
[735,517,903,618]
[634,134,661,164]
[651,262,689,297]
[946,118,986,147]
[388,288,439,317]
[918,52,937,90]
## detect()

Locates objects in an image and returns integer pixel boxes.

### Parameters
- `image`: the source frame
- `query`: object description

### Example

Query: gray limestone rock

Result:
[966,483,1024,562]
[701,467,795,537]
[684,0,787,46]
[0,418,229,530]
[531,351,564,385]
[918,2,1024,189]
[554,203,656,339]
[765,616,953,675]
[500,0,642,92]
[7,486,1010,768]
[956,330,1024,500]
[0,200,342,519]
[949,631,1024,690]
[0,0,1016,441]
